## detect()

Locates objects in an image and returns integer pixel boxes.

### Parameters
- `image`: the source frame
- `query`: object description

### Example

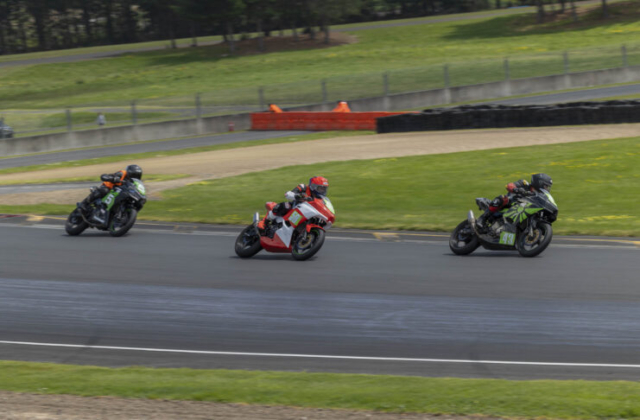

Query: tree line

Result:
[0,0,611,56]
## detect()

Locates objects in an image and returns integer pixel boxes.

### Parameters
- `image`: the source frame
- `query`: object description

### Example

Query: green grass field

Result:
[2,136,638,237]
[0,1,639,112]
[132,137,640,237]
[0,8,525,65]
[2,361,640,418]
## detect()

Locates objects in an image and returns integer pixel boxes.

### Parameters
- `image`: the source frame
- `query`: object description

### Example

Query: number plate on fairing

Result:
[499,231,516,246]
[289,211,303,227]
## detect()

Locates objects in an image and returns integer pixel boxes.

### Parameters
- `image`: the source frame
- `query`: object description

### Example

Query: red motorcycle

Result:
[235,197,336,261]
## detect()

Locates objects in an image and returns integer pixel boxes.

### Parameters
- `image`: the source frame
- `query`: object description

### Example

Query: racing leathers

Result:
[78,169,130,211]
[476,179,532,232]
[269,183,315,219]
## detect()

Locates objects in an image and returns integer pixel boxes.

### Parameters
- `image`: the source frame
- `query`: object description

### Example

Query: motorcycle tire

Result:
[65,209,89,236]
[517,222,553,258]
[109,209,137,237]
[449,220,480,255]
[291,228,325,261]
[235,225,262,258]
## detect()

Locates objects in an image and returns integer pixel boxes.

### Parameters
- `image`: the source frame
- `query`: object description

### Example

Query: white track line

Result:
[0,223,637,249]
[1,340,639,369]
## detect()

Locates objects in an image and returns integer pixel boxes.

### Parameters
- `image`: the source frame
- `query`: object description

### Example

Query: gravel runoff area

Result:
[0,391,500,420]
[2,124,640,206]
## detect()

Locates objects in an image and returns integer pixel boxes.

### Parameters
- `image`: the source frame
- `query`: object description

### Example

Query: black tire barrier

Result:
[376,100,640,133]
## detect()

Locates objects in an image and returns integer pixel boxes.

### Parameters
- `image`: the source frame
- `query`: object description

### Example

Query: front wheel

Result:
[235,225,262,258]
[65,209,88,236]
[108,208,137,237]
[449,220,480,255]
[517,222,553,258]
[291,228,325,261]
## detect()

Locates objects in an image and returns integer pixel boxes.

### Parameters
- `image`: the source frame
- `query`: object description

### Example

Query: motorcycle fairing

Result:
[261,200,332,251]
[502,202,543,224]
[274,202,323,246]
[102,190,120,211]
[260,228,292,253]
[274,215,295,248]
[499,231,516,246]
[133,180,146,196]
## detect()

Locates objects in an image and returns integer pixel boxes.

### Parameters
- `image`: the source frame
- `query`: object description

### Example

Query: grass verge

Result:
[0,131,372,176]
[2,361,640,418]
[1,2,639,110]
[2,136,638,236]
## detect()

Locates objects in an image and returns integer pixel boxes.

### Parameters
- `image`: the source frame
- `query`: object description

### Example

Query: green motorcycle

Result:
[450,189,558,258]
[65,179,147,237]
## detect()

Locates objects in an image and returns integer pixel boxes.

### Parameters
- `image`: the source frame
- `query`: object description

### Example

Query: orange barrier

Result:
[252,112,409,131]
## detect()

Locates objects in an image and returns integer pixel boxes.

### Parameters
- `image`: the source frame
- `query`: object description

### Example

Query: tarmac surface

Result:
[1,215,638,380]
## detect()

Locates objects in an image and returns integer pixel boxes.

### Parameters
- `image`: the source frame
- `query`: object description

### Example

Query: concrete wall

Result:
[0,112,251,157]
[4,64,640,157]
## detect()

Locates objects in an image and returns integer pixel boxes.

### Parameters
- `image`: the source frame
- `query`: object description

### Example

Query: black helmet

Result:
[126,164,143,180]
[530,173,552,192]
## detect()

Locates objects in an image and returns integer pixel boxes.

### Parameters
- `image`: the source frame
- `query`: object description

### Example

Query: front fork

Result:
[526,217,537,237]
[295,223,324,246]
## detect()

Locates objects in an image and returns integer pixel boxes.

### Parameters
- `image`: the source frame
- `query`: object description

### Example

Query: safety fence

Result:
[2,42,640,138]
[376,101,640,133]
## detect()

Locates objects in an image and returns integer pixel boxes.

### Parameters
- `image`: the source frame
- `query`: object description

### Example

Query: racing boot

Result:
[263,211,277,238]
[475,211,490,233]
[77,186,101,213]
[77,197,92,213]
[91,202,108,225]
[259,203,277,232]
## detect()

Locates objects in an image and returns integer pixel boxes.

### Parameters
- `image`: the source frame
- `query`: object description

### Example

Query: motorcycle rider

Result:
[476,173,553,233]
[78,164,143,212]
[259,176,329,230]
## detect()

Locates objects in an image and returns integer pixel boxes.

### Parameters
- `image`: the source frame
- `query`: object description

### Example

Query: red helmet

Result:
[309,176,329,197]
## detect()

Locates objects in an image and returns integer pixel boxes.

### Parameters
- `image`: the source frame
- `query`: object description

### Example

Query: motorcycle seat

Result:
[265,202,276,211]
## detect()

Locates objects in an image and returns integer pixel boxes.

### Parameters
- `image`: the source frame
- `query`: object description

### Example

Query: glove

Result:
[284,191,296,201]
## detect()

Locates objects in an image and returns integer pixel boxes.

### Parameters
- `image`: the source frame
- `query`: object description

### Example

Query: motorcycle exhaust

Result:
[467,210,479,235]
[253,212,261,236]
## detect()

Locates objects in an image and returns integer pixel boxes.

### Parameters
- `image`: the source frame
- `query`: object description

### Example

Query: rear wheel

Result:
[449,220,480,255]
[65,209,88,236]
[235,225,262,258]
[517,222,553,258]
[108,208,137,237]
[291,228,325,261]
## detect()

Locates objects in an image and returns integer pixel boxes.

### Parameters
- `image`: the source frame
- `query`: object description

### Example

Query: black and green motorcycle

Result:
[65,179,147,237]
[449,189,558,258]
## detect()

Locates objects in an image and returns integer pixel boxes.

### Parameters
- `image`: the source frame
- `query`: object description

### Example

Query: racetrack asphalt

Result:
[1,215,638,380]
